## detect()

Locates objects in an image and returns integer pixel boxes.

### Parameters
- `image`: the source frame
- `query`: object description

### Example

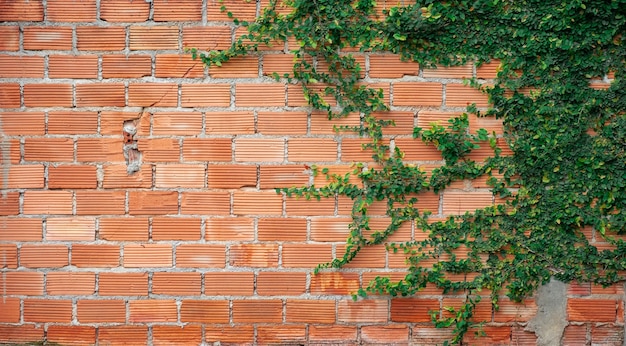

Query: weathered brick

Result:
[153,111,203,135]
[75,190,126,215]
[0,26,19,51]
[183,138,232,162]
[129,191,179,215]
[152,325,202,346]
[181,84,231,107]
[98,326,148,345]
[257,217,307,241]
[282,243,333,268]
[155,164,205,188]
[257,271,306,296]
[180,191,230,215]
[286,300,336,323]
[23,190,73,215]
[24,27,72,50]
[183,26,232,51]
[0,298,20,323]
[230,243,279,268]
[206,111,254,134]
[233,190,283,215]
[0,218,42,241]
[128,83,178,107]
[236,83,286,106]
[210,56,259,78]
[176,244,226,268]
[46,217,95,241]
[235,138,285,162]
[206,217,254,241]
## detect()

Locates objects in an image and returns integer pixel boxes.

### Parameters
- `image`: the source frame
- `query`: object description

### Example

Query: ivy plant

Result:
[193,0,626,343]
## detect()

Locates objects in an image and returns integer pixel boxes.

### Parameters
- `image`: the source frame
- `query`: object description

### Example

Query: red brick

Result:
[341,243,387,269]
[77,299,125,323]
[0,298,20,322]
[152,217,201,241]
[76,190,126,215]
[6,164,44,188]
[235,138,285,162]
[0,244,17,268]
[152,325,201,346]
[176,244,226,268]
[99,272,149,296]
[393,82,443,106]
[562,325,588,345]
[205,272,254,295]
[443,191,493,215]
[77,26,126,50]
[47,0,96,22]
[258,111,308,135]
[46,217,95,241]
[47,326,96,346]
[24,83,72,107]
[98,326,148,345]
[130,26,179,50]
[236,83,286,106]
[285,197,335,216]
[263,53,298,77]
[259,165,308,189]
[183,26,232,51]
[208,164,257,188]
[23,191,72,215]
[0,271,43,295]
[100,0,150,22]
[181,84,231,107]
[283,244,333,268]
[180,191,230,215]
[210,56,259,78]
[286,299,336,323]
[208,0,257,21]
[24,138,73,163]
[0,192,19,216]
[205,217,254,241]
[446,83,490,107]
[369,54,418,78]
[233,299,283,322]
[180,300,230,323]
[24,27,72,50]
[48,55,98,78]
[230,243,279,268]
[124,243,172,268]
[0,1,43,21]
[310,325,357,343]
[0,55,44,78]
[494,299,537,322]
[72,244,120,268]
[206,111,254,134]
[258,217,307,241]
[154,111,203,135]
[183,138,232,162]
[338,299,389,323]
[155,164,205,188]
[568,298,617,322]
[48,165,97,188]
[233,190,283,215]
[138,138,181,162]
[476,60,501,79]
[0,325,44,344]
[24,299,72,322]
[311,272,360,295]
[257,271,306,296]
[341,138,384,162]
[0,218,42,241]
[102,164,153,188]
[48,111,98,135]
[0,112,45,135]
[591,325,623,345]
[205,325,254,345]
[0,26,19,51]
[257,325,306,345]
[310,217,351,241]
[129,191,179,215]
[464,326,512,345]
[128,83,178,107]
[362,325,409,344]
[130,299,177,323]
[0,83,20,108]
[153,272,201,296]
[153,0,202,21]
[102,54,152,78]
[389,298,440,322]
[75,83,126,107]
[46,272,95,295]
[99,217,149,241]
[288,138,338,161]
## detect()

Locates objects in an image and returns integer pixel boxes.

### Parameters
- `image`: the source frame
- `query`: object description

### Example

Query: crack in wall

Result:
[123,110,145,174]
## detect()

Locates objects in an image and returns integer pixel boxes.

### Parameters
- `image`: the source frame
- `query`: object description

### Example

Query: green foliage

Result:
[194,0,626,343]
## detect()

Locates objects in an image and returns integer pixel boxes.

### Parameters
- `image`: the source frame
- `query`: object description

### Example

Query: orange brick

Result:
[0,26,19,51]
[230,243,279,268]
[176,244,226,268]
[153,325,202,346]
[98,326,148,345]
[286,299,336,323]
[102,164,153,188]
[263,54,298,77]
[46,217,95,241]
[48,165,97,189]
[476,60,501,79]
[155,164,205,188]
[180,191,230,215]
[102,54,152,78]
[72,244,120,268]
[0,55,44,78]
[153,272,201,296]
[233,299,283,323]
[258,111,308,135]
[205,325,254,345]
[494,298,537,322]
[208,0,257,21]
[130,26,179,50]
[75,190,125,215]
[259,165,309,189]
[206,217,254,241]
[446,83,490,107]
[394,138,443,161]
[24,138,73,162]
[23,190,73,215]
[49,55,98,79]
[183,26,232,51]
[47,326,96,346]
[469,113,504,135]
[0,244,17,268]
[311,272,360,295]
[362,325,409,344]
[288,138,338,161]
[206,111,254,134]
[205,272,254,295]
[24,299,72,322]
[99,217,149,241]
[568,298,617,322]
[98,272,149,296]
[369,54,419,78]
[257,325,306,345]
[153,111,203,135]
[130,299,177,322]
[283,244,333,268]
[47,0,96,22]
[0,325,44,344]
[77,26,126,50]
[0,192,19,216]
[258,217,307,241]
[0,298,20,323]
[180,300,230,323]
[5,164,44,189]
[463,326,512,345]
[100,0,150,22]
[310,325,357,343]
[153,0,202,21]
[0,83,20,108]
[423,64,473,79]
[181,84,231,107]
[285,197,335,216]
[393,82,443,107]
[256,271,306,296]
[0,1,43,20]
[75,83,126,107]
[23,27,72,50]
[337,299,389,323]
[138,138,181,162]
[208,164,257,188]
[46,272,95,295]
[0,218,42,241]
[129,191,179,215]
[310,217,351,241]
[0,112,45,135]
[233,190,283,215]
[443,191,493,215]
[287,84,337,107]
[235,138,285,162]
[48,111,98,134]
[77,299,125,323]
[341,138,383,162]
[412,326,455,345]
[129,83,178,107]
[236,83,286,107]
[342,244,387,269]
[210,56,259,78]
[0,271,43,295]
[152,217,201,240]
[24,83,72,107]
[591,325,623,345]
[183,138,232,162]
[391,298,440,322]
[124,243,172,267]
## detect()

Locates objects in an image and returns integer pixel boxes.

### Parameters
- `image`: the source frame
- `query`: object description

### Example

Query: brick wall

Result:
[0,1,622,345]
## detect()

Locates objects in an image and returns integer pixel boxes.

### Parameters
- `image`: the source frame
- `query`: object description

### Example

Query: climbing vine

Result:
[193,0,626,343]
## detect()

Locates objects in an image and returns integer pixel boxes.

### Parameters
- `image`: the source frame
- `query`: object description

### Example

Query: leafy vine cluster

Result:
[192,0,626,342]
